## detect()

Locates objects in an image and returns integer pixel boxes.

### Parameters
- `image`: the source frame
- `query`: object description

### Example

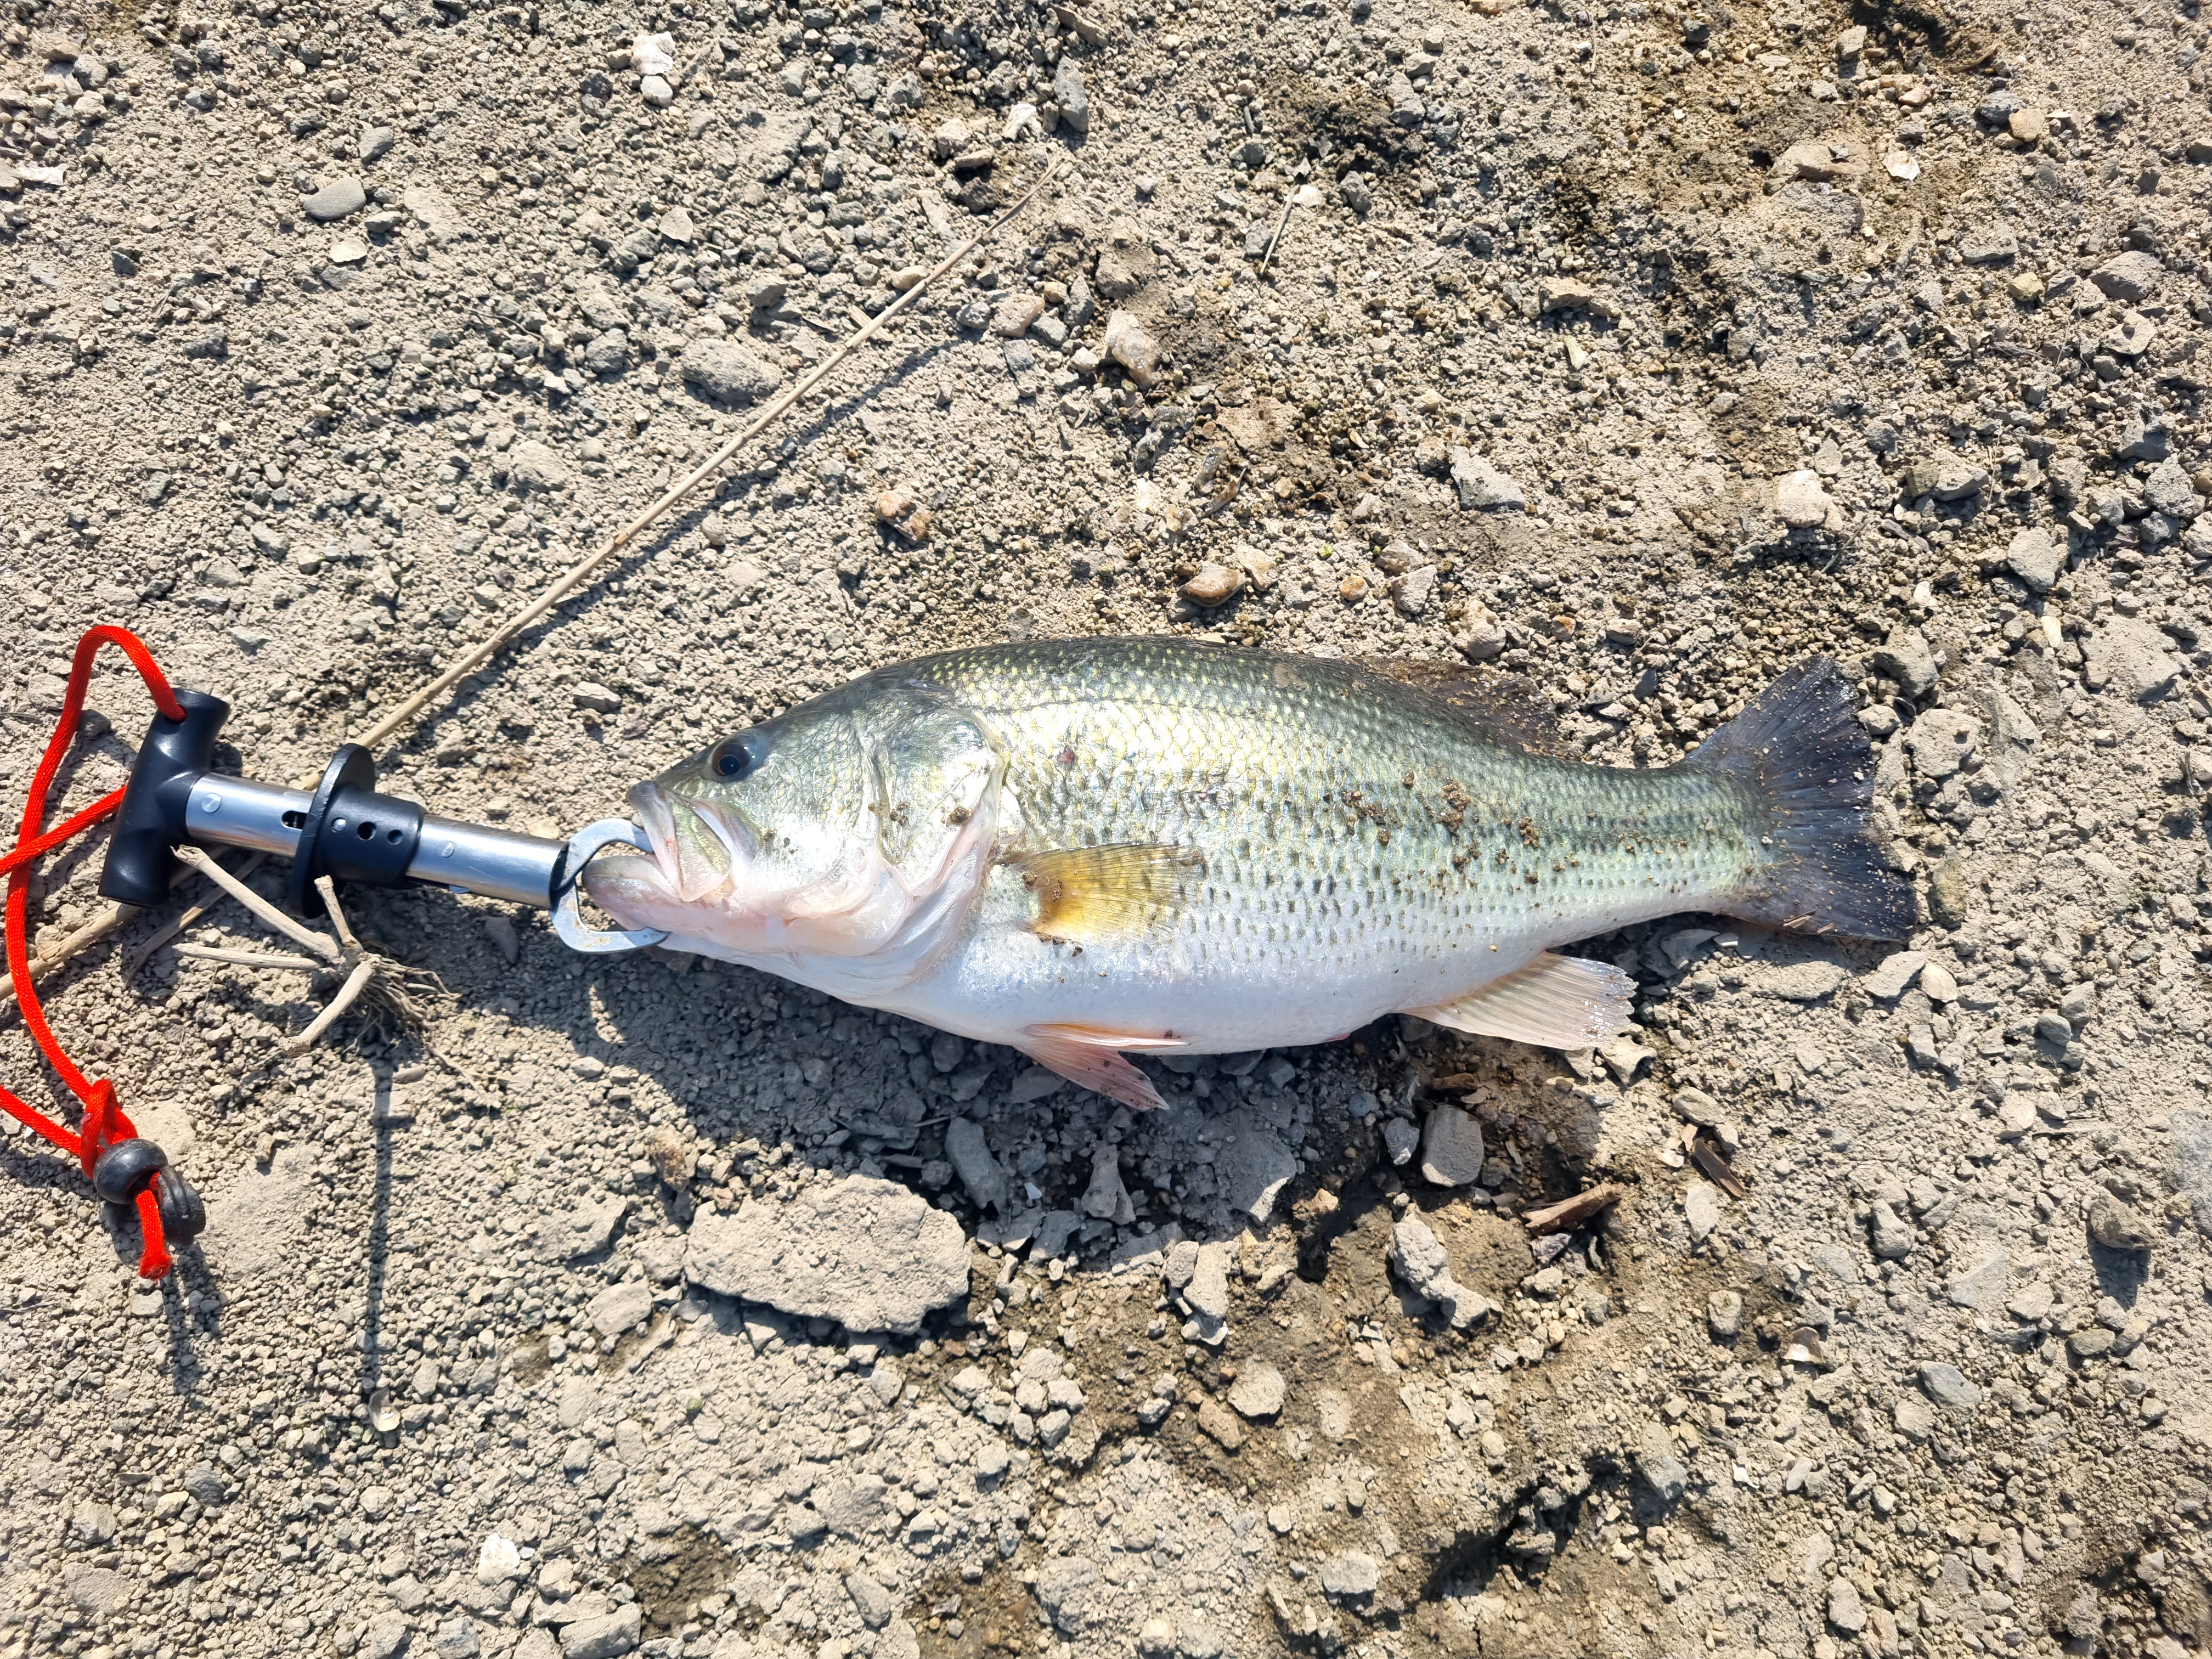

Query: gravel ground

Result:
[3,0,2212,1653]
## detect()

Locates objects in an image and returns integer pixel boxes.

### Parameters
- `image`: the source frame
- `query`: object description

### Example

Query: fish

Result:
[585,637,1909,1110]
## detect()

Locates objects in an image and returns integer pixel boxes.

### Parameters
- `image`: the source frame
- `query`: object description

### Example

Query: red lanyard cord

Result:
[2,626,191,1279]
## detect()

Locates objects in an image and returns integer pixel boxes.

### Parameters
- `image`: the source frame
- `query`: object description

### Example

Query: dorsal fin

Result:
[1345,658,1576,761]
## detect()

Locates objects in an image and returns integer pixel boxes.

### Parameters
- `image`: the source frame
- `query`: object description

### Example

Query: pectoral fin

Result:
[1017,1022,1186,1111]
[1007,843,1203,947]
[1408,953,1637,1050]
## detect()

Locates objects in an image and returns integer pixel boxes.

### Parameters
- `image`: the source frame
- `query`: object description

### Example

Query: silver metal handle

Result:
[550,820,670,955]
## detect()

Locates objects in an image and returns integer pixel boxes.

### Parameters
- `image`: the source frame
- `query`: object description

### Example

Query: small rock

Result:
[1320,1552,1380,1599]
[1227,1362,1286,1420]
[1419,1103,1486,1186]
[1707,1290,1743,1339]
[1917,1361,1981,1410]
[681,338,781,405]
[571,682,622,715]
[1633,1421,1688,1503]
[1869,1200,1915,1260]
[1450,448,1526,510]
[2174,1110,2212,1238]
[1387,1214,1496,1328]
[560,1605,641,1659]
[2091,250,2163,304]
[2007,107,2047,143]
[1870,625,1939,697]
[358,125,396,162]
[1081,1143,1133,1224]
[1179,563,1243,608]
[2005,524,2067,592]
[1861,951,1926,1000]
[990,293,1046,337]
[1828,1578,1869,1635]
[1383,1117,1420,1166]
[2087,1192,2154,1252]
[1684,1180,1724,1243]
[1195,1397,1246,1450]
[507,441,569,494]
[684,1175,970,1335]
[302,176,368,221]
[945,1119,1009,1212]
[1102,308,1161,387]
[2101,310,2158,359]
[1957,223,2018,264]
[844,1573,896,1631]
[585,1278,652,1341]
[1052,58,1090,131]
[1775,469,1835,529]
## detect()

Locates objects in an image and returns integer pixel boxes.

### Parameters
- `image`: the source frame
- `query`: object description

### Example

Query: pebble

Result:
[1449,448,1525,510]
[2087,1192,2154,1253]
[1102,308,1161,388]
[680,338,781,405]
[682,1174,970,1334]
[1383,1117,1419,1166]
[1319,1553,1380,1598]
[1707,1289,1743,1339]
[585,1279,651,1340]
[1195,1398,1246,1451]
[1179,563,1243,607]
[1861,950,1926,1000]
[2005,524,2067,592]
[945,1117,1009,1212]
[570,682,622,715]
[1683,1180,1723,1243]
[1870,625,1939,698]
[1217,1118,1297,1223]
[1227,1362,1285,1420]
[1419,1103,1486,1187]
[1774,469,1835,529]
[1387,1214,1496,1328]
[302,176,368,221]
[1917,1361,1982,1410]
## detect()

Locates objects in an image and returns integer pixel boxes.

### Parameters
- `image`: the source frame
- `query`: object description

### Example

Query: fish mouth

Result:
[585,783,755,925]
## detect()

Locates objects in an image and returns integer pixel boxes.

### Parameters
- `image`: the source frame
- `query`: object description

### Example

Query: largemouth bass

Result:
[586,638,1907,1109]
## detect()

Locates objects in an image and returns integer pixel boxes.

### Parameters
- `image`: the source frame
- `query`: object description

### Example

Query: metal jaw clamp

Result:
[98,693,667,954]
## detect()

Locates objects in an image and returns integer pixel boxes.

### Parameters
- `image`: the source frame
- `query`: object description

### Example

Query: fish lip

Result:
[626,781,682,893]
[625,780,758,903]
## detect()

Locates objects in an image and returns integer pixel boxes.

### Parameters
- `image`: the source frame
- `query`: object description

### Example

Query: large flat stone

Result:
[684,1176,970,1335]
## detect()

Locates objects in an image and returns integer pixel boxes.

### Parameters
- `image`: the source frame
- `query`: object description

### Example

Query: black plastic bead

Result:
[154,1167,206,1242]
[91,1137,168,1204]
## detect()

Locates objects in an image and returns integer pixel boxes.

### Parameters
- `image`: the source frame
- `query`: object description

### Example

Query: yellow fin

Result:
[1008,843,1203,946]
[1408,953,1637,1050]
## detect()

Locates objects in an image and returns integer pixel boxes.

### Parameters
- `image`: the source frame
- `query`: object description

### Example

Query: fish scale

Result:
[588,636,1906,1109]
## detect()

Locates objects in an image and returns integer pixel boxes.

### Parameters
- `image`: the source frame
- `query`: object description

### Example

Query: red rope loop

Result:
[1,626,189,1278]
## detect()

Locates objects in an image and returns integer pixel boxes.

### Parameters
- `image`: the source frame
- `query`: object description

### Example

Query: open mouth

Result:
[625,781,752,904]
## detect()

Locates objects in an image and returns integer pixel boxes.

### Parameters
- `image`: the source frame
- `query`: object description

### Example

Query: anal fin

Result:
[1408,953,1637,1050]
[1017,1022,1185,1111]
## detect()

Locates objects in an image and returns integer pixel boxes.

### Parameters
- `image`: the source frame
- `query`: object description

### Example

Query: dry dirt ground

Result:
[3,0,2212,1652]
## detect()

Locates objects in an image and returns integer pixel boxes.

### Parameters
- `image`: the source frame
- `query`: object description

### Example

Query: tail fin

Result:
[1687,657,1914,942]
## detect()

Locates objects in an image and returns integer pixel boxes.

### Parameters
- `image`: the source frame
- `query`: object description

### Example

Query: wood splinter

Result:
[1520,1181,1629,1234]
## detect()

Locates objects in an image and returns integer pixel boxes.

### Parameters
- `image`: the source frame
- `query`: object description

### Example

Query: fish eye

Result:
[710,737,764,780]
